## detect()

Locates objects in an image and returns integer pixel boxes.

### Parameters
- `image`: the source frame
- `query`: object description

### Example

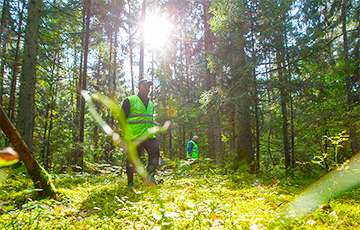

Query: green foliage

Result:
[0,164,34,213]
[312,131,350,171]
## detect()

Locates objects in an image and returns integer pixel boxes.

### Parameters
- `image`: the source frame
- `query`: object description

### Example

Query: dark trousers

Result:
[126,138,159,184]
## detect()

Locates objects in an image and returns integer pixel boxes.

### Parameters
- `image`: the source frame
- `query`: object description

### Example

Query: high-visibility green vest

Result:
[186,140,198,158]
[125,95,155,140]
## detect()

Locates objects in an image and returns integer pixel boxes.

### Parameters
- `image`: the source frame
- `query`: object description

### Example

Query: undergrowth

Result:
[1,160,360,229]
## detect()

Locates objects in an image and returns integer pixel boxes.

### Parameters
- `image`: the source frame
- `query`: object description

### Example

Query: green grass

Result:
[1,163,360,229]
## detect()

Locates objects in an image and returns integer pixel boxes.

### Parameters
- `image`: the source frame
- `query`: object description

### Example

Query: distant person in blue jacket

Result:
[186,136,199,160]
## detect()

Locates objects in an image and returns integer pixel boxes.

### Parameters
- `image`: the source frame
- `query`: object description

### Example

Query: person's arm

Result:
[187,141,193,158]
[121,98,130,118]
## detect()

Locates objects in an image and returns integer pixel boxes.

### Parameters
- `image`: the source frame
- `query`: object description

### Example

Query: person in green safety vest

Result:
[186,136,199,160]
[121,79,161,188]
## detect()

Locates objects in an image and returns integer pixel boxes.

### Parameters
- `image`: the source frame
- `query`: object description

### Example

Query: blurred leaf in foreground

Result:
[0,147,19,167]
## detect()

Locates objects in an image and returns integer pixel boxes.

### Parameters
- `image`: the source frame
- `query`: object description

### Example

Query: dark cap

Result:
[138,79,153,86]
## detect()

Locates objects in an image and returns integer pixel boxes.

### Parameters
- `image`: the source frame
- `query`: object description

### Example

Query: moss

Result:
[28,164,57,199]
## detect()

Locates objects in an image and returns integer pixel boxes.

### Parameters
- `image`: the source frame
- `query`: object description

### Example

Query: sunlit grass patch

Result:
[1,163,360,229]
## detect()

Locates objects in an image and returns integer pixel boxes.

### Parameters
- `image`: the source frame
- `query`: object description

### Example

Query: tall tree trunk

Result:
[182,123,185,158]
[168,126,172,155]
[290,94,295,167]
[342,0,359,154]
[93,123,99,161]
[78,0,91,169]
[250,8,260,171]
[0,0,9,44]
[278,58,291,168]
[129,32,135,94]
[41,52,58,170]
[139,0,146,80]
[45,85,56,171]
[324,126,329,170]
[213,111,222,164]
[73,47,79,141]
[276,12,291,169]
[8,0,25,122]
[109,29,118,164]
[0,105,57,198]
[234,83,254,172]
[73,6,85,161]
[203,0,223,164]
[151,46,154,100]
[267,115,275,166]
[126,1,135,94]
[41,90,51,167]
[203,0,214,158]
[253,68,260,172]
[109,32,113,92]
[0,0,10,107]
[266,53,275,166]
[0,38,7,108]
[113,30,118,93]
[92,52,101,160]
[17,0,43,150]
[229,103,236,156]
[342,0,351,107]
[107,32,115,164]
[355,5,360,104]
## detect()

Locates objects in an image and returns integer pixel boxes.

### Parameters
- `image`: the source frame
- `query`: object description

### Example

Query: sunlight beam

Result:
[143,14,172,48]
[279,151,360,221]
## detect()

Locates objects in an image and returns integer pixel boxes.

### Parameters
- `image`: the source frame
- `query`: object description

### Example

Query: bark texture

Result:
[17,0,43,150]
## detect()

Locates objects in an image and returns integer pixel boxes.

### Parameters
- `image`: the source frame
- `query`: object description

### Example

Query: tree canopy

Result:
[0,0,359,173]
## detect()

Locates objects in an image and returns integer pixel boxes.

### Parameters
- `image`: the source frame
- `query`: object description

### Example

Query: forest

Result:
[0,0,360,229]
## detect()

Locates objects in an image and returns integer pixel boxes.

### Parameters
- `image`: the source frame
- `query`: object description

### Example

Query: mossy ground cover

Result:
[1,162,360,229]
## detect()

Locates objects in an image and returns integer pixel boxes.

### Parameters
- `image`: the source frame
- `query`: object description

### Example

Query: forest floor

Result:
[1,160,360,229]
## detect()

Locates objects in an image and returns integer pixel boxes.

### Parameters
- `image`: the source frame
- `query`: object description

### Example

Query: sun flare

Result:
[143,15,172,48]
